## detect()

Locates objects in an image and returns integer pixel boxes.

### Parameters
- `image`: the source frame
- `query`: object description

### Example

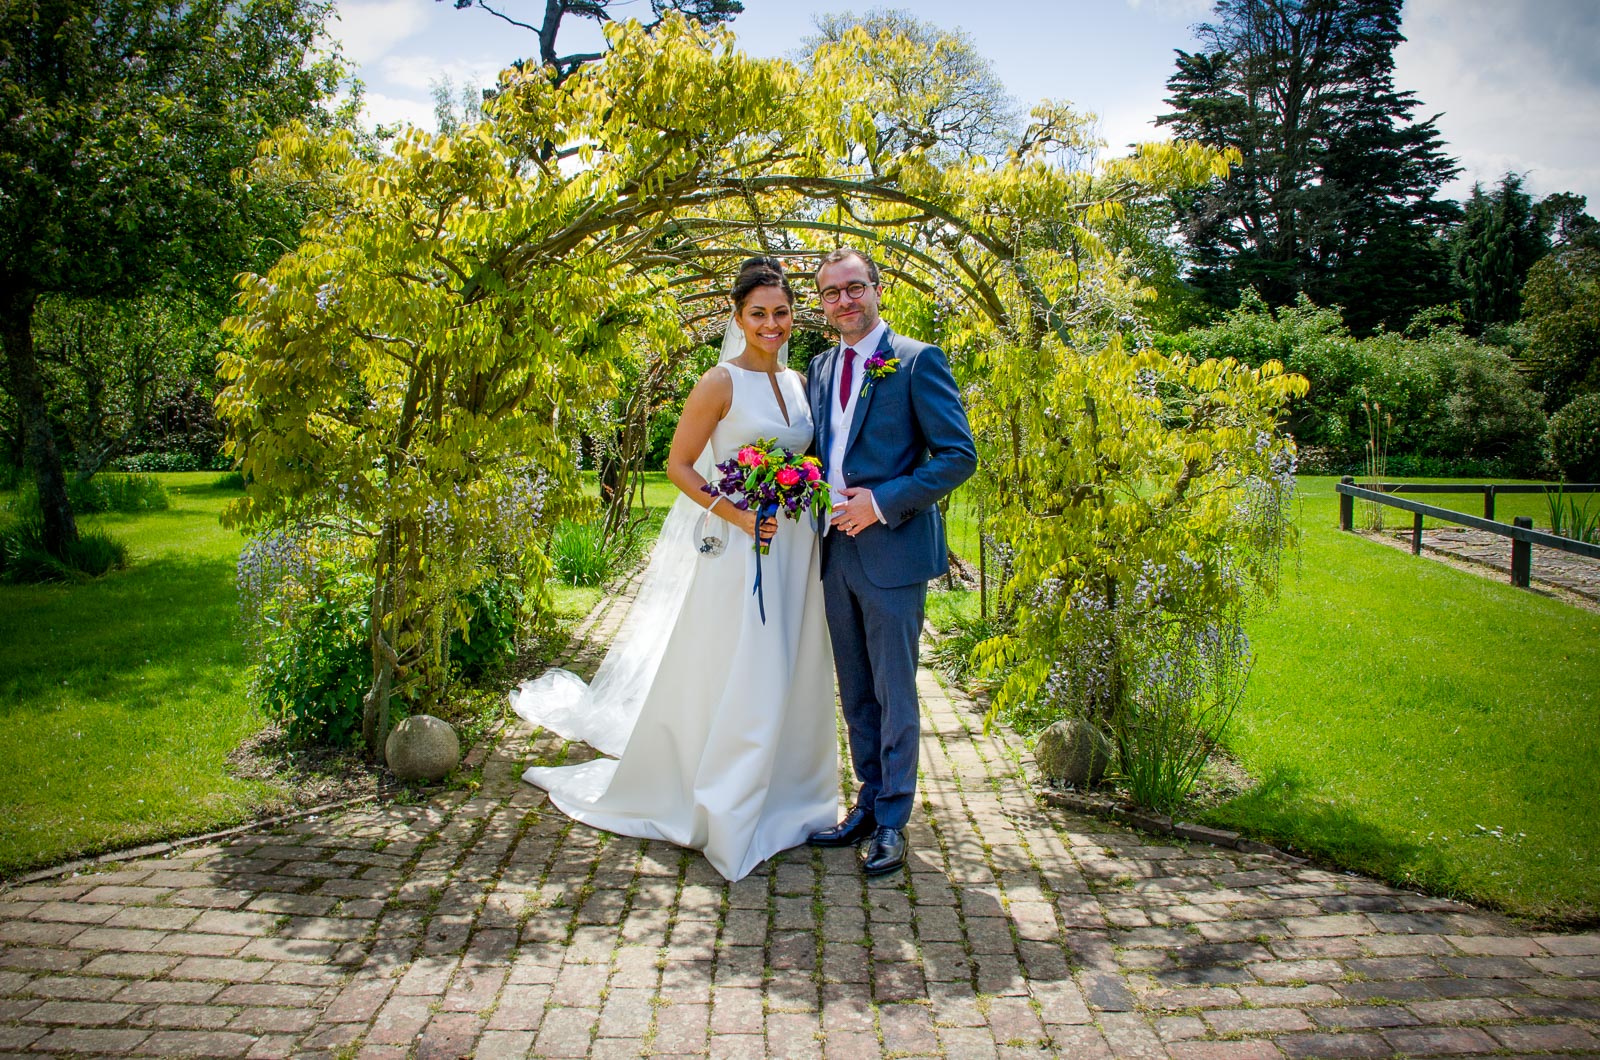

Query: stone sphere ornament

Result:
[1033,717,1112,789]
[385,715,461,782]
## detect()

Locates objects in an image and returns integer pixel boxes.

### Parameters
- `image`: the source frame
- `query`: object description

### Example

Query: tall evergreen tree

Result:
[1449,174,1548,333]
[1158,0,1459,334]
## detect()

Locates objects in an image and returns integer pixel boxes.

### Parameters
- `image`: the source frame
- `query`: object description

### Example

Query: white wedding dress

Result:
[511,364,839,881]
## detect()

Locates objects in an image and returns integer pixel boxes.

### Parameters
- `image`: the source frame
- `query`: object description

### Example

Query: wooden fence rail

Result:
[1335,478,1600,588]
[1340,480,1600,521]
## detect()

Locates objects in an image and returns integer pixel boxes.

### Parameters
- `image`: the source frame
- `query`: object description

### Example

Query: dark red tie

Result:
[839,347,856,411]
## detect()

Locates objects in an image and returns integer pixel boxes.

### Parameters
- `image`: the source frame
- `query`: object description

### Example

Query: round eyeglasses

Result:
[819,281,873,304]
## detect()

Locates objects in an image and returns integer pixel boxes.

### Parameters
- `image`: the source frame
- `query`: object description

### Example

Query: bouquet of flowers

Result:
[702,439,830,556]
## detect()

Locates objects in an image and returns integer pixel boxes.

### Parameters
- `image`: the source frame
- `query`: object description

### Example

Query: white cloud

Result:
[1396,0,1600,204]
[356,91,439,133]
[377,53,511,95]
[331,0,431,67]
[1123,0,1211,17]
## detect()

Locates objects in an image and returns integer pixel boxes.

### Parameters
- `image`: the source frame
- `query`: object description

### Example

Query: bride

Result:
[511,257,839,881]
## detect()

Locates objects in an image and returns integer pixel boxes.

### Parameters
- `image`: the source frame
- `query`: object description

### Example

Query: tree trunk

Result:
[362,521,399,762]
[0,283,78,557]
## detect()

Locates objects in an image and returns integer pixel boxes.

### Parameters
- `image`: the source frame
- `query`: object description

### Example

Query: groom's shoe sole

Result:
[860,827,907,876]
[807,807,876,847]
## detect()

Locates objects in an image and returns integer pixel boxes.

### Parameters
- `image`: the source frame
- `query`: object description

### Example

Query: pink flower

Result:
[736,446,764,468]
[803,463,822,482]
[776,466,801,488]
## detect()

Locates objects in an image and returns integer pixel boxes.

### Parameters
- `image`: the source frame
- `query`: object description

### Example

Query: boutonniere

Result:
[860,354,899,397]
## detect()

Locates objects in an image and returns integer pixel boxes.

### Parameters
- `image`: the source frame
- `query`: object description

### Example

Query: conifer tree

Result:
[1450,175,1548,333]
[1158,0,1459,334]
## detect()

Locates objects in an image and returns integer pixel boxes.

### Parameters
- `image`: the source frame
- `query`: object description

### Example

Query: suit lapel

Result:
[813,346,836,456]
[842,328,894,459]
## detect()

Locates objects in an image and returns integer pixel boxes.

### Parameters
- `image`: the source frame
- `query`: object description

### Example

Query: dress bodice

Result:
[710,364,814,462]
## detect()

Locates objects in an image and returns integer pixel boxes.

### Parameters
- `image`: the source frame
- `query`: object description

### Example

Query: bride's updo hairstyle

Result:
[730,256,794,311]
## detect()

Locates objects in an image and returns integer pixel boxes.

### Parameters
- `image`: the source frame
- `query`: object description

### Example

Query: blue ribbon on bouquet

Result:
[751,500,777,624]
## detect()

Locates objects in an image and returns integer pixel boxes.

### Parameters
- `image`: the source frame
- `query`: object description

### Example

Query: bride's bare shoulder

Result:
[694,362,735,393]
[681,362,734,417]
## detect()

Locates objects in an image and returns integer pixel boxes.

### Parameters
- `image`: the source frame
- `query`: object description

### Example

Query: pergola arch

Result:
[219,16,1295,754]
[580,179,1035,532]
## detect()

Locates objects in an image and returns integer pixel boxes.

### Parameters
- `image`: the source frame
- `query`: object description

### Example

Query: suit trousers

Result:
[821,530,928,831]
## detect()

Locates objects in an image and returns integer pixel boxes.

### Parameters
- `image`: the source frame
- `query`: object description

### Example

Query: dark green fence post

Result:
[1339,476,1354,532]
[1511,516,1532,587]
[1484,485,1496,522]
[1412,512,1424,555]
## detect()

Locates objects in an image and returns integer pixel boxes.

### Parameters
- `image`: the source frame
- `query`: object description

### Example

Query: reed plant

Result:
[1361,401,1392,531]
[550,520,613,587]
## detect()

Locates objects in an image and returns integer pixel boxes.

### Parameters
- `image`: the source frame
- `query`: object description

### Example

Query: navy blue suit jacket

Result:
[808,327,977,588]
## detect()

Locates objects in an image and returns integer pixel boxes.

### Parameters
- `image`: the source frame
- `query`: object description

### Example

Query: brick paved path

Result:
[3,592,1598,1059]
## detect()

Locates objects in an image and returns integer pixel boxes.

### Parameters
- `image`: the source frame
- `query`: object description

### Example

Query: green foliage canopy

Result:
[0,0,344,558]
[1521,247,1600,415]
[221,16,1309,759]
[1449,174,1549,334]
[1170,293,1548,475]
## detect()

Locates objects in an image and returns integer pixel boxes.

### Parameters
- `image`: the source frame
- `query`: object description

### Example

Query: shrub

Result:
[1548,394,1600,482]
[110,451,230,473]
[212,470,247,490]
[967,336,1303,817]
[928,612,1004,686]
[449,575,525,681]
[249,556,374,749]
[67,474,170,513]
[0,519,128,582]
[1174,292,1549,474]
[6,475,168,520]
[240,530,535,747]
[1111,623,1249,812]
[1429,336,1548,475]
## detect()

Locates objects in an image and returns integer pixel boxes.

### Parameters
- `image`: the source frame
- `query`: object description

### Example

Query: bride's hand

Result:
[737,508,778,547]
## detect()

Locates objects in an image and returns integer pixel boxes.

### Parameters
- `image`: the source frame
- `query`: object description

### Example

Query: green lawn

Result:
[0,473,277,876]
[9,469,1595,922]
[936,476,1600,924]
[1212,477,1600,924]
[0,472,652,878]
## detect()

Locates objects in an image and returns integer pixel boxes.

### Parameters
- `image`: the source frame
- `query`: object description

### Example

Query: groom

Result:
[805,247,976,876]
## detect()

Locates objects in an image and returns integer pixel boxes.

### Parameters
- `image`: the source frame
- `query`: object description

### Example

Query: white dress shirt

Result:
[826,320,888,531]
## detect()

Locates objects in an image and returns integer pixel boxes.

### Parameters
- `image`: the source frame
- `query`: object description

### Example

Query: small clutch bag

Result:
[694,509,726,557]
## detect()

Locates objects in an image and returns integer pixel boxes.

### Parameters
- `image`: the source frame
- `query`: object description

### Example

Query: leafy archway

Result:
[218,17,1305,771]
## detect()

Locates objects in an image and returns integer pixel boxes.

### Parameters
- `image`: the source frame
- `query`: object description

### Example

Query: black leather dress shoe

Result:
[860,826,907,876]
[807,806,876,847]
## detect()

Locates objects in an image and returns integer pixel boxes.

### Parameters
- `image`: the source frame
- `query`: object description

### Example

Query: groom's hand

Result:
[831,487,882,537]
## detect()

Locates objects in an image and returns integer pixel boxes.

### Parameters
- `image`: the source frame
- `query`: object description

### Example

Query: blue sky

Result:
[330,0,1600,206]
